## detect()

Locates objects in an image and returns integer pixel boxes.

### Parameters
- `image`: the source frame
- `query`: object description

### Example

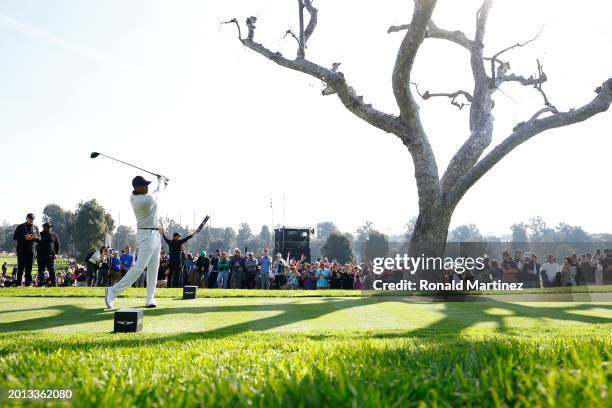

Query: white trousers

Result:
[110,230,161,303]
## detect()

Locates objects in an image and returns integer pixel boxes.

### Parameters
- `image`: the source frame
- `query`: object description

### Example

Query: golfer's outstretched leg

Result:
[105,231,158,308]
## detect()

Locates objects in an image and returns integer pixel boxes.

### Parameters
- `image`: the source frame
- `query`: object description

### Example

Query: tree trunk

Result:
[408,204,452,282]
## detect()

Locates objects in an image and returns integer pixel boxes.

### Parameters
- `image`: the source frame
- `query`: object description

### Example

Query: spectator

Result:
[12,213,40,287]
[601,249,612,284]
[231,263,245,289]
[161,226,203,288]
[74,265,88,287]
[519,253,541,288]
[579,253,596,285]
[96,248,111,287]
[302,262,317,290]
[244,252,258,289]
[258,249,272,290]
[86,246,106,287]
[157,257,169,288]
[315,261,331,289]
[110,251,122,285]
[208,250,220,288]
[1,262,7,276]
[216,252,231,289]
[560,257,577,286]
[230,248,245,288]
[185,253,195,285]
[36,222,60,287]
[120,248,134,278]
[541,255,561,287]
[490,260,503,281]
[195,251,210,288]
[271,253,287,289]
[501,251,518,283]
[286,264,300,289]
[353,266,365,290]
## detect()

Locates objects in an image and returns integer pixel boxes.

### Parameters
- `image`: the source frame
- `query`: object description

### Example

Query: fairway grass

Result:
[0,294,611,407]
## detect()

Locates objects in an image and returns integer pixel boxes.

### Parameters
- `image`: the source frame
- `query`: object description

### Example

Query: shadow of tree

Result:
[1,295,610,350]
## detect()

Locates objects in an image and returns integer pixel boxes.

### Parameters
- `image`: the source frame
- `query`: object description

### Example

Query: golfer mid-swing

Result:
[105,175,167,309]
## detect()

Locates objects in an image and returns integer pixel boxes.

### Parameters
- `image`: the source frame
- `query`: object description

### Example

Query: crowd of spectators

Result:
[2,247,612,289]
[443,249,612,288]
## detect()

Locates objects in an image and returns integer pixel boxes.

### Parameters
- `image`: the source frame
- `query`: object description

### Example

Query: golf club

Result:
[90,152,169,182]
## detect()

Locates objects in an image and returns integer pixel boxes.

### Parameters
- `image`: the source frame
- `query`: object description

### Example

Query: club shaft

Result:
[99,153,167,180]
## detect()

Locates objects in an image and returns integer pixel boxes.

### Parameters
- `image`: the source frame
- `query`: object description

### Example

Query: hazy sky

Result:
[1,0,611,237]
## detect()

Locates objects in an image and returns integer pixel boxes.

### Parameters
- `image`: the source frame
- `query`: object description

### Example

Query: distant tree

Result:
[511,223,529,243]
[258,225,273,249]
[354,221,375,260]
[315,222,338,241]
[209,239,226,253]
[42,204,76,254]
[0,222,17,252]
[223,227,236,250]
[364,230,389,262]
[321,231,354,263]
[555,223,591,243]
[527,216,555,241]
[449,224,481,242]
[236,223,253,248]
[73,200,114,258]
[112,225,137,250]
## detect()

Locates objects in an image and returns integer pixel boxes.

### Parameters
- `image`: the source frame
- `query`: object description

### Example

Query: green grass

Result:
[0,294,611,407]
[1,328,611,407]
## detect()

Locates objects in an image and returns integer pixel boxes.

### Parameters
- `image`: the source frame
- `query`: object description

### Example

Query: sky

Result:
[1,0,611,237]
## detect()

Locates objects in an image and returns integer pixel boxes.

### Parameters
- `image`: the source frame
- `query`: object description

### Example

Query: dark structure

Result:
[273,227,313,262]
[114,308,143,333]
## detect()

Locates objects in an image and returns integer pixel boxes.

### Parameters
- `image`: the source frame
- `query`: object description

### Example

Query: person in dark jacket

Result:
[12,213,40,287]
[160,226,203,288]
[195,251,210,288]
[36,222,60,287]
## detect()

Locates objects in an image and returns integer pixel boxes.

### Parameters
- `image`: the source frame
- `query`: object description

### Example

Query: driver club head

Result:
[90,152,100,159]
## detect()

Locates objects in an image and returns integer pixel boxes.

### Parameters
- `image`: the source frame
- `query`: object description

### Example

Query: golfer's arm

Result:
[150,179,166,201]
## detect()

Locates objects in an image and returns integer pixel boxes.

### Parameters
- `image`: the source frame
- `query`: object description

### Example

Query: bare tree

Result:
[223,0,612,269]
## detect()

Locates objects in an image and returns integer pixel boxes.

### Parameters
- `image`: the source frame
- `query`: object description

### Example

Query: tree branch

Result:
[303,0,318,44]
[412,82,473,110]
[489,27,543,86]
[392,0,437,123]
[388,20,473,50]
[223,16,401,135]
[440,0,494,194]
[391,0,443,211]
[447,79,612,205]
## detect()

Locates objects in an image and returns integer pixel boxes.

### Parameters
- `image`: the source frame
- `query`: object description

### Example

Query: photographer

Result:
[36,222,60,287]
[12,213,40,287]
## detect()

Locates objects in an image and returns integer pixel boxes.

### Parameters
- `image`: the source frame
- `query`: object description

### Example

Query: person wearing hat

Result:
[160,226,204,288]
[105,175,167,309]
[244,252,259,289]
[12,213,40,287]
[195,251,210,288]
[36,222,60,287]
[230,248,245,289]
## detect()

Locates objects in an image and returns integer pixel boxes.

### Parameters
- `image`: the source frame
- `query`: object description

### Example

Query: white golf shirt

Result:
[541,262,560,282]
[131,180,166,229]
